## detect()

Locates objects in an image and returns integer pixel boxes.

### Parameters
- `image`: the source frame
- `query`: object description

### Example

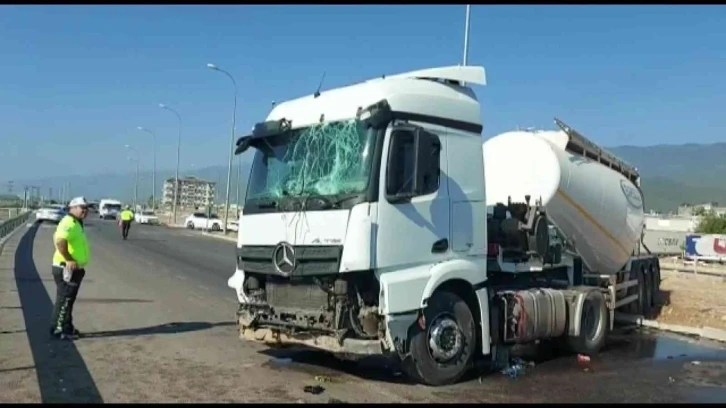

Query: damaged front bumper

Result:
[236,304,420,359]
[239,325,386,357]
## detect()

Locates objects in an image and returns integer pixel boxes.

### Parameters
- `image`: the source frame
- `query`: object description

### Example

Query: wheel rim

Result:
[427,315,463,363]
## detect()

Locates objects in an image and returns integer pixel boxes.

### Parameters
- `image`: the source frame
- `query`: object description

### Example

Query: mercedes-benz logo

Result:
[272,242,296,276]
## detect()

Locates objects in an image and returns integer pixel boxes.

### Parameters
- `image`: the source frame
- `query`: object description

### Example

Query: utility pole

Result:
[159,103,182,225]
[463,5,471,67]
[207,63,239,235]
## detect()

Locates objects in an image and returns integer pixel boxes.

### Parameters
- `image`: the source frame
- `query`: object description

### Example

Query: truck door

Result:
[375,125,450,272]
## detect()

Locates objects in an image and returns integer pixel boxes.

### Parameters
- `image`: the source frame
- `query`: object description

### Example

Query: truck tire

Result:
[187,222,195,230]
[567,289,608,355]
[639,266,653,318]
[649,263,660,308]
[400,290,476,386]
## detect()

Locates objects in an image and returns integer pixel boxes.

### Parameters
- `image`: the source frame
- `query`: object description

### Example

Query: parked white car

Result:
[185,212,223,231]
[35,205,67,223]
[135,210,160,225]
[227,220,239,232]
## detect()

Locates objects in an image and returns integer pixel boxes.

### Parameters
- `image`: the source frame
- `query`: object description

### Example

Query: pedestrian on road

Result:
[50,196,90,340]
[119,206,134,240]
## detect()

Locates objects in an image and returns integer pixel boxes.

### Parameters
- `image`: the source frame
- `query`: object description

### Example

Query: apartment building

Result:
[162,176,216,209]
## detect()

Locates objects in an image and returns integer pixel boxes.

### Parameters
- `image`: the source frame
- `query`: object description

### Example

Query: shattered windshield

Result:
[245,119,375,207]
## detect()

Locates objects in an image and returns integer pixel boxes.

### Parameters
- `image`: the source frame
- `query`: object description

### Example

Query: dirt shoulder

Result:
[655,269,726,332]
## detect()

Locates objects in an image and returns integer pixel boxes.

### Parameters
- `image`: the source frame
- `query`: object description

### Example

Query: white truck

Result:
[227,65,660,386]
[99,199,123,220]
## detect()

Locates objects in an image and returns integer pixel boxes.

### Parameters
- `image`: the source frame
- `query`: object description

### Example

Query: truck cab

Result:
[227,65,659,386]
[99,199,123,220]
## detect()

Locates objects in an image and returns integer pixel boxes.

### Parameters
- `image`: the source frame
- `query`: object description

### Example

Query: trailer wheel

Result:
[400,290,476,386]
[568,290,608,355]
[639,266,653,318]
[649,263,660,308]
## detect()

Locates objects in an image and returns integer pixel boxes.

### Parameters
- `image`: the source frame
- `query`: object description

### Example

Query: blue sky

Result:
[1,5,725,180]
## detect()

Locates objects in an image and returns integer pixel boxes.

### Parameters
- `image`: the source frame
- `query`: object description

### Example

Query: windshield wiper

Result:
[308,193,362,210]
[256,199,278,209]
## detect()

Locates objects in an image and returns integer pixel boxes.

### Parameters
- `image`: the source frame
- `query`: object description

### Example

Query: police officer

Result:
[50,196,90,340]
[119,206,134,240]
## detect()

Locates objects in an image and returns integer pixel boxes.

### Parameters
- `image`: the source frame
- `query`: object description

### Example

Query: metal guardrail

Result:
[0,210,33,242]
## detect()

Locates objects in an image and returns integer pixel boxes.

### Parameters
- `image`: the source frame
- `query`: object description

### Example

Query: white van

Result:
[99,199,123,220]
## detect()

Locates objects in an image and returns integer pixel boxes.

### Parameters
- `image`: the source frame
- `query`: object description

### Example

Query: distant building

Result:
[644,214,699,233]
[162,176,216,209]
[677,202,726,217]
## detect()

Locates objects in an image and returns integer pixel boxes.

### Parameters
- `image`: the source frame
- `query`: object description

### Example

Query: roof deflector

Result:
[384,65,487,86]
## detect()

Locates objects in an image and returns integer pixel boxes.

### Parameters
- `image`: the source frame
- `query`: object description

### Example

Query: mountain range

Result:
[3,143,725,213]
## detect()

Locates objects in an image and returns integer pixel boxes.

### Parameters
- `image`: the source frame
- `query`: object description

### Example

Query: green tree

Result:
[695,211,726,234]
[694,206,707,216]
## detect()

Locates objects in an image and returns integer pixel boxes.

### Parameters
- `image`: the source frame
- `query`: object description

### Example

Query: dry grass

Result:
[656,271,726,331]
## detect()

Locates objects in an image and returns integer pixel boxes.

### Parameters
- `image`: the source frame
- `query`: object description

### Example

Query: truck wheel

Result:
[639,266,653,318]
[649,264,660,308]
[211,223,221,232]
[400,290,476,386]
[567,290,608,355]
[187,222,195,230]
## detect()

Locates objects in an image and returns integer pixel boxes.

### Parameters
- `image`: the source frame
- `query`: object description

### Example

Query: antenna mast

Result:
[463,5,471,67]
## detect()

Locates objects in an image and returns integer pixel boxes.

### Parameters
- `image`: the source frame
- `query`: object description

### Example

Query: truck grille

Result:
[237,245,343,277]
[265,279,331,310]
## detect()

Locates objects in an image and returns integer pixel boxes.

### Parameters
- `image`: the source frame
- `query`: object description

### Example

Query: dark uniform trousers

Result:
[121,221,131,239]
[50,266,86,334]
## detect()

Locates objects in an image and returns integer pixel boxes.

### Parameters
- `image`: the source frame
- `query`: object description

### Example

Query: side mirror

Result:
[234,136,253,155]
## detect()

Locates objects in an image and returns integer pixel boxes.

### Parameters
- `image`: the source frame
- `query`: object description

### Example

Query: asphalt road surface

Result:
[2,219,726,403]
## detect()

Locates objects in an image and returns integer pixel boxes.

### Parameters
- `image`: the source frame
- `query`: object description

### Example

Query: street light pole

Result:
[137,126,157,210]
[159,103,182,225]
[207,63,238,235]
[125,145,140,209]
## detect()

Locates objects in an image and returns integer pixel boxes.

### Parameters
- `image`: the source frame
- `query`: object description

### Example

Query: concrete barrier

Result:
[0,210,33,254]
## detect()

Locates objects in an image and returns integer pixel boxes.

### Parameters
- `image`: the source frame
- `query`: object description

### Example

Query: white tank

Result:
[482,130,645,274]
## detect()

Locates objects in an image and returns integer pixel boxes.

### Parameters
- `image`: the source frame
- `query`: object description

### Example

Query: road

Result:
[2,219,726,403]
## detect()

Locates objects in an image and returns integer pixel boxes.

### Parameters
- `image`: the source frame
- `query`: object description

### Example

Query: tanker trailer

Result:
[480,118,661,360]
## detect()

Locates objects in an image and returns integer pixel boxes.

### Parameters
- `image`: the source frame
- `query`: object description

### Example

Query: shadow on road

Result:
[648,287,672,320]
[76,297,154,304]
[259,348,415,385]
[81,321,236,339]
[13,223,104,403]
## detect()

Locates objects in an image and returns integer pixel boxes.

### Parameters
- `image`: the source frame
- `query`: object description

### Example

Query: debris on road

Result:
[304,385,325,395]
[500,357,535,379]
[315,375,332,383]
[577,354,591,363]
